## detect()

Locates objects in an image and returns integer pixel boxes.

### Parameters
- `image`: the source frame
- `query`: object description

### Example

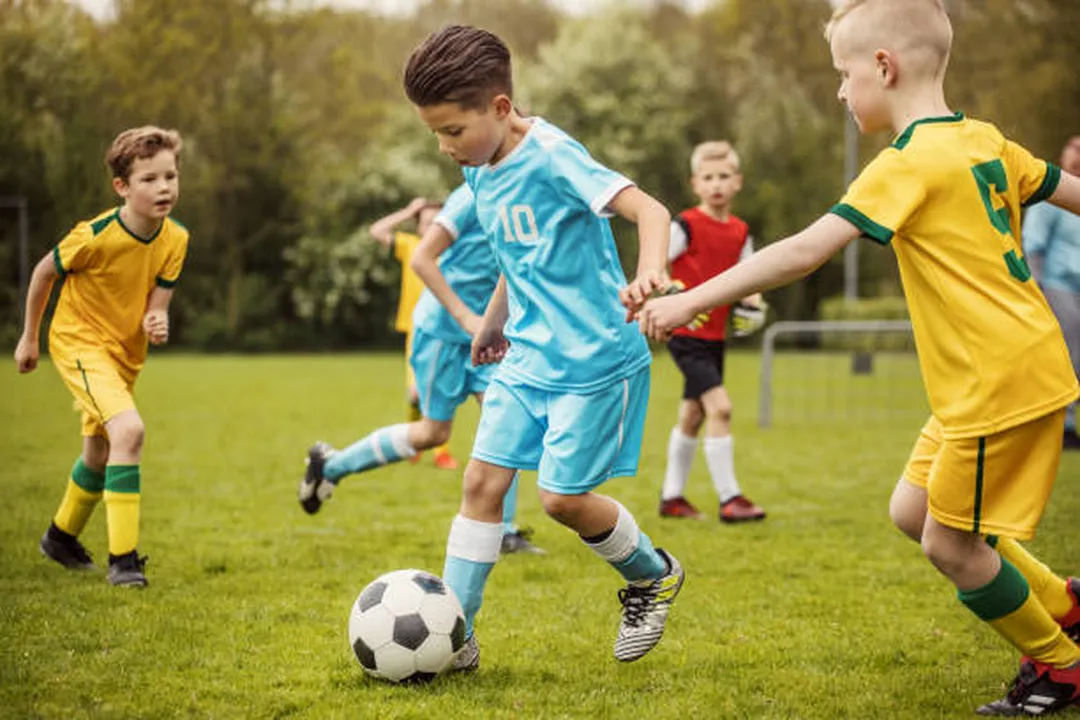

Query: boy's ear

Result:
[112,176,129,198]
[491,94,513,118]
[875,49,898,87]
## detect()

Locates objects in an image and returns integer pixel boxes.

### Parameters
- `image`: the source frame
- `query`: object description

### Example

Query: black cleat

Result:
[975,657,1080,716]
[500,527,546,555]
[107,551,148,588]
[299,441,336,515]
[39,530,96,571]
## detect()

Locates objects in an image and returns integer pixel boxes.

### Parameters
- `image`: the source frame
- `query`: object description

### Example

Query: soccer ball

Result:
[348,569,466,683]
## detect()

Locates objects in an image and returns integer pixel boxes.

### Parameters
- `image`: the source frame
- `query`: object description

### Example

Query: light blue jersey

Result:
[461,117,652,393]
[1023,201,1080,294]
[412,184,498,344]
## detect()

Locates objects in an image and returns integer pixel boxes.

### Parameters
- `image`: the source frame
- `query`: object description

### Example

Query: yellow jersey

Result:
[392,231,424,333]
[49,208,189,373]
[832,113,1077,439]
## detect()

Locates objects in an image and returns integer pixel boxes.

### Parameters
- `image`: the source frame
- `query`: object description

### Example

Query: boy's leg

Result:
[918,410,1080,713]
[659,399,704,519]
[41,434,109,570]
[700,385,765,523]
[540,368,684,662]
[103,408,148,588]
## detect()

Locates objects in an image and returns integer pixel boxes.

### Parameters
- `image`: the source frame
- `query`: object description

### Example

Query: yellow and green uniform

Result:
[48,207,188,558]
[833,113,1079,669]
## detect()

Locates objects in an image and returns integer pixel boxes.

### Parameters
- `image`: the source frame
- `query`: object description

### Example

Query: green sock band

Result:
[72,458,105,493]
[985,534,999,549]
[104,465,140,494]
[958,558,1030,621]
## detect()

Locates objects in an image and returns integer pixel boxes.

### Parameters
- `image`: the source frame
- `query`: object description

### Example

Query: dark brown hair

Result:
[105,126,182,181]
[403,25,513,109]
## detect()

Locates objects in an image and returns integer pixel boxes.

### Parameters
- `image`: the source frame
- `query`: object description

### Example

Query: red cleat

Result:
[409,451,423,465]
[976,657,1080,716]
[720,495,766,524]
[433,451,460,471]
[659,496,705,520]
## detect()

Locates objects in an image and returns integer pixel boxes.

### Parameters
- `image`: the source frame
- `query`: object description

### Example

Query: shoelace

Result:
[618,584,657,628]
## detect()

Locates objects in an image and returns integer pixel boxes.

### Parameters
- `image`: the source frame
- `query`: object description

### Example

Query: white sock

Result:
[703,435,741,504]
[661,428,697,500]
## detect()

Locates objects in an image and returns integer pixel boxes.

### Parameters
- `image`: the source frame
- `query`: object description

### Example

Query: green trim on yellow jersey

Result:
[829,203,892,245]
[155,276,178,289]
[90,210,117,236]
[52,246,66,278]
[1023,162,1061,207]
[892,111,965,151]
[116,210,162,244]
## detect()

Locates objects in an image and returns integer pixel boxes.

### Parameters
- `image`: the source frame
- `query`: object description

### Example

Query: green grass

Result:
[1,352,1076,719]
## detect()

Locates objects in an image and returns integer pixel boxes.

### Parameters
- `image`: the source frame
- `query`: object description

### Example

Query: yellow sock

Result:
[990,536,1073,621]
[960,558,1080,668]
[53,459,104,536]
[104,465,140,557]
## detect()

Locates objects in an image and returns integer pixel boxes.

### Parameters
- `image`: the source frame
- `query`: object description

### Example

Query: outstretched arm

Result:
[370,197,429,248]
[14,253,60,373]
[638,213,862,340]
[608,185,672,314]
[411,223,482,337]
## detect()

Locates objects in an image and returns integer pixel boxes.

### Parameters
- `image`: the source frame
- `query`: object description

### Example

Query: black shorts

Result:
[668,336,726,400]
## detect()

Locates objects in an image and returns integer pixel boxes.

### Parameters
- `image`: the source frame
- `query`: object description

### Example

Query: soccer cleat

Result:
[1061,578,1080,642]
[720,495,766,524]
[107,552,148,588]
[39,530,96,571]
[613,548,685,662]
[433,451,460,471]
[500,528,546,555]
[659,496,705,520]
[975,657,1080,716]
[298,441,336,515]
[449,634,479,672]
[409,451,424,465]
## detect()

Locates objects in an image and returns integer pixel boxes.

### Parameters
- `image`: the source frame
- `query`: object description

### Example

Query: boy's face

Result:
[830,26,892,135]
[113,150,179,220]
[1061,137,1080,176]
[416,97,510,167]
[691,158,742,211]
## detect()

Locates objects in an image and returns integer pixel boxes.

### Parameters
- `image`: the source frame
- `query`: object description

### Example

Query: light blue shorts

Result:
[471,367,650,494]
[410,327,493,422]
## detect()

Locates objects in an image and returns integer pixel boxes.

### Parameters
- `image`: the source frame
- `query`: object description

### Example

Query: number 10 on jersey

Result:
[498,205,540,244]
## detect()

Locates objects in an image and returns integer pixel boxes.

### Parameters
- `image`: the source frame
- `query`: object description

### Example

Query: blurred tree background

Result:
[1,0,1078,351]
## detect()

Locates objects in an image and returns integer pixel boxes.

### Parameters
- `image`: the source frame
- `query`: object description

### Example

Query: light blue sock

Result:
[501,472,520,534]
[323,423,414,483]
[584,501,667,582]
[443,514,503,638]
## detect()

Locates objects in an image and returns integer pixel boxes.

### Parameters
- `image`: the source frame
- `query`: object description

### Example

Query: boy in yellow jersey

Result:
[637,0,1080,714]
[14,126,188,588]
[369,197,460,470]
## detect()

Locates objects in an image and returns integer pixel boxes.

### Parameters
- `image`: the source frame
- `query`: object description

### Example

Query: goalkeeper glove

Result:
[657,280,711,330]
[732,300,768,337]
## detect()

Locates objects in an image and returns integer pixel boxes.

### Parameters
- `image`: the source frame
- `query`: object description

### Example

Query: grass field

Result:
[1,351,1077,719]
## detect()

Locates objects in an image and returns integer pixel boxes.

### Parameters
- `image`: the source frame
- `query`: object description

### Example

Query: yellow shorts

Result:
[902,411,1066,540]
[404,329,416,389]
[51,348,137,437]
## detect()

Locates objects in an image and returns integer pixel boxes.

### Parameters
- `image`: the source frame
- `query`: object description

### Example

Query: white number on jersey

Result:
[498,205,540,244]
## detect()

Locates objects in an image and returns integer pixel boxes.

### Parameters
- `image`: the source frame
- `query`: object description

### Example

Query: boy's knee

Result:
[82,436,110,470]
[678,402,704,432]
[414,419,451,449]
[889,479,927,542]
[107,414,145,454]
[461,464,509,511]
[538,491,582,524]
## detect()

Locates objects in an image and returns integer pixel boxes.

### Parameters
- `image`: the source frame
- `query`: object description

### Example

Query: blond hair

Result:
[690,141,741,175]
[825,0,952,79]
[105,126,183,181]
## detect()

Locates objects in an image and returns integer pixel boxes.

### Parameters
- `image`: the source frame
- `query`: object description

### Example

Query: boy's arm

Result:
[370,198,428,248]
[14,254,60,373]
[472,275,510,366]
[410,223,482,336]
[639,213,861,339]
[608,186,672,313]
[143,286,174,346]
[1048,170,1080,219]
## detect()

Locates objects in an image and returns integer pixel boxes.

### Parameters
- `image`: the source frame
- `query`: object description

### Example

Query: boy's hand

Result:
[732,299,769,337]
[471,323,509,366]
[461,311,484,338]
[638,293,702,342]
[14,335,39,373]
[407,197,429,215]
[143,310,169,345]
[620,269,670,319]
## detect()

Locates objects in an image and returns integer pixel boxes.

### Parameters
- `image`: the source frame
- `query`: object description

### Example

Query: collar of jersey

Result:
[891,111,965,150]
[487,117,540,173]
[114,207,163,244]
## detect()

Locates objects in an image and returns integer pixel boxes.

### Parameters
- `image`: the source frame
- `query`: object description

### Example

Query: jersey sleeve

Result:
[156,229,189,288]
[52,222,95,278]
[434,185,477,241]
[548,138,634,217]
[739,235,755,262]
[668,218,689,261]
[1003,140,1061,208]
[829,149,927,245]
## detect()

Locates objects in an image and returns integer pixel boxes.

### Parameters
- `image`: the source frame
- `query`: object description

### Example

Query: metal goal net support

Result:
[757,320,928,428]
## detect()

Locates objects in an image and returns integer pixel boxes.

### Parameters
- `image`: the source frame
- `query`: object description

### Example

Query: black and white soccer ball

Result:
[348,569,466,683]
